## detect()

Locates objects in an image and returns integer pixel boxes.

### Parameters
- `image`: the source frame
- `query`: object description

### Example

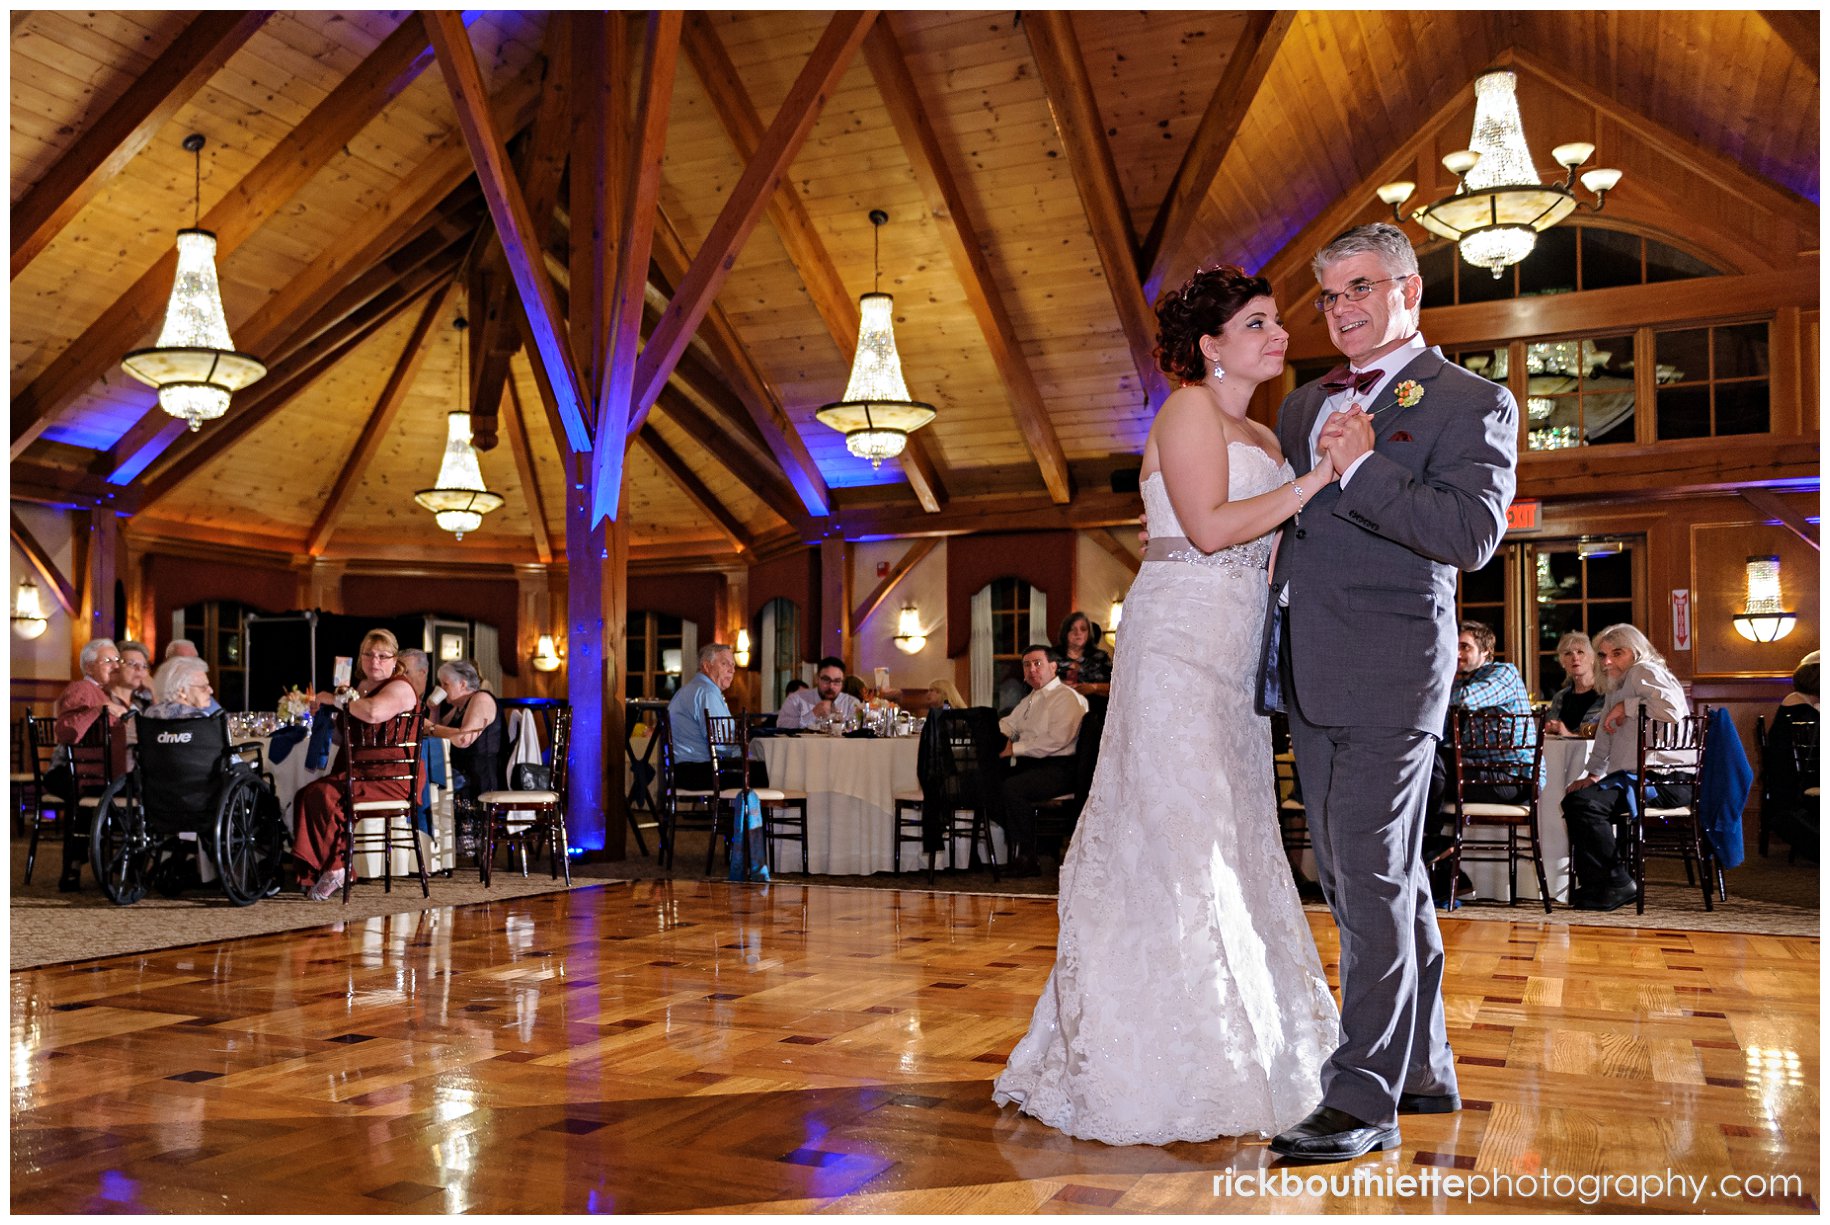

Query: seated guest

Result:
[667,643,768,790]
[1424,622,1535,899]
[996,644,1088,877]
[428,660,504,801]
[291,629,419,901]
[114,640,154,713]
[140,655,218,721]
[776,657,864,730]
[164,638,200,660]
[51,638,130,890]
[1561,624,1691,911]
[1762,649,1819,863]
[1054,611,1113,697]
[1545,631,1603,736]
[782,678,809,698]
[399,648,439,711]
[927,678,966,711]
[842,674,868,703]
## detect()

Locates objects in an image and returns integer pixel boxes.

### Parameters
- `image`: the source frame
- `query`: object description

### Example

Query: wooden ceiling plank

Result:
[10,10,271,279]
[1759,10,1819,75]
[502,377,554,565]
[594,11,683,522]
[829,487,1145,541]
[851,537,938,629]
[1137,10,1294,301]
[10,511,80,616]
[303,280,456,557]
[654,382,803,529]
[11,15,437,459]
[630,12,878,436]
[1023,10,1172,411]
[863,19,1071,505]
[634,431,752,554]
[649,208,832,518]
[425,9,592,454]
[1740,489,1821,550]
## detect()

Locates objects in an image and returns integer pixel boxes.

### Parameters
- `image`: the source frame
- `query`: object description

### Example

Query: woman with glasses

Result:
[291,629,419,899]
[112,640,154,714]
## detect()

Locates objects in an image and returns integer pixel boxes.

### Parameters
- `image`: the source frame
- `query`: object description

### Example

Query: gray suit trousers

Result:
[1287,678,1459,1127]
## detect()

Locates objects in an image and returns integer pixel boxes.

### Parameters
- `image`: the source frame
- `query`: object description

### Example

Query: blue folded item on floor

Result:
[726,789,770,882]
[305,707,336,771]
[265,725,308,763]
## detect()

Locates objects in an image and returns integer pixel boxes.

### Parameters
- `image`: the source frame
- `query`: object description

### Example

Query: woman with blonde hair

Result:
[927,678,966,711]
[1560,623,1690,910]
[1544,630,1602,736]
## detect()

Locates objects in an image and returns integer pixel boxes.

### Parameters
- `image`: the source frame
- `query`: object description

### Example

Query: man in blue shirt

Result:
[668,643,769,790]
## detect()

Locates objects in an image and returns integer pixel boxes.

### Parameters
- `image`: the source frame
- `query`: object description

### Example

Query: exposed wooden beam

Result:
[11,15,436,459]
[634,431,752,554]
[566,12,620,416]
[863,19,1071,505]
[631,13,877,439]
[851,537,939,629]
[1023,10,1172,410]
[594,10,682,522]
[1138,10,1293,302]
[11,11,270,278]
[1740,489,1821,551]
[648,208,832,517]
[654,383,804,529]
[502,378,554,565]
[303,281,456,557]
[1760,11,1819,76]
[1088,526,1142,578]
[425,9,592,453]
[10,512,79,616]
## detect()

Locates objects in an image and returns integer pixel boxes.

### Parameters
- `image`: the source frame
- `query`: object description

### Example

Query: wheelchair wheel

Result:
[215,773,282,906]
[89,775,151,906]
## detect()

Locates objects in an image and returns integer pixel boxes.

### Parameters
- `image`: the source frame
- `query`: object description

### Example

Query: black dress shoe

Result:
[1397,1092,1461,1115]
[1007,856,1041,879]
[1595,883,1639,912]
[1269,1106,1400,1162]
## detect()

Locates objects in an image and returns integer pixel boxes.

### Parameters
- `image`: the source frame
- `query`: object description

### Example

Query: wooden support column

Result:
[298,558,347,613]
[565,453,629,858]
[819,537,854,669]
[76,510,124,665]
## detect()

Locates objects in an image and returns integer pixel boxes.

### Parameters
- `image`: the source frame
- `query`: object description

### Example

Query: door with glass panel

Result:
[1525,540,1642,698]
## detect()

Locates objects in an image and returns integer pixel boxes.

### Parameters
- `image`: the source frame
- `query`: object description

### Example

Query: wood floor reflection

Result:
[10,880,1819,1213]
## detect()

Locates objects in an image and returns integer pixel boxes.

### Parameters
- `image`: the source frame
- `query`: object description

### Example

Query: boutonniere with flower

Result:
[1394,380,1424,408]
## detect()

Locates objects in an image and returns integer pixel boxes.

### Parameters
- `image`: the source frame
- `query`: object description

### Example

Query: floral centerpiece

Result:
[278,686,314,722]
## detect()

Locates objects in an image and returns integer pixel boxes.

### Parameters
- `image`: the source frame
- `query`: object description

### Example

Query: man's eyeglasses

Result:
[98,656,123,667]
[1313,276,1403,313]
[362,651,397,660]
[816,674,845,685]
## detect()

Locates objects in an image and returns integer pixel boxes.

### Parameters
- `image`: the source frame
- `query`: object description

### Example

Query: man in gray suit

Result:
[1261,223,1517,1161]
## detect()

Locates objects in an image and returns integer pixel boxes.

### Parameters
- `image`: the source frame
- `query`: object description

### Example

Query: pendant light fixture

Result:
[815,209,936,468]
[414,314,503,540]
[12,577,49,640]
[1732,555,1797,643]
[120,134,268,430]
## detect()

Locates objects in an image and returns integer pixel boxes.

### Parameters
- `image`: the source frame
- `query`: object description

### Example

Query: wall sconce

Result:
[733,628,752,668]
[1107,598,1124,645]
[12,577,48,639]
[532,634,564,672]
[893,606,927,654]
[1733,555,1796,643]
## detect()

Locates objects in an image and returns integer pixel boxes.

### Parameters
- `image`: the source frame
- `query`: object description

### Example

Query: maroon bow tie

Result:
[1319,367,1383,395]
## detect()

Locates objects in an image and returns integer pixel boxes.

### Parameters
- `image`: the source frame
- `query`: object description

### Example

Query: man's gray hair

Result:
[399,647,430,675]
[152,656,210,705]
[164,638,198,659]
[437,659,483,691]
[1312,222,1420,283]
[79,638,118,671]
[699,643,733,666]
[118,639,151,663]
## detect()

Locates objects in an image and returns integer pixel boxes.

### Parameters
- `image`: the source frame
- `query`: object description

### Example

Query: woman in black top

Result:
[1054,610,1112,697]
[1544,630,1602,735]
[430,659,505,801]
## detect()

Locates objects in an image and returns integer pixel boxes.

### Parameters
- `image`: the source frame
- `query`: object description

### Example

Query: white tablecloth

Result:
[1464,737,1589,904]
[756,735,921,875]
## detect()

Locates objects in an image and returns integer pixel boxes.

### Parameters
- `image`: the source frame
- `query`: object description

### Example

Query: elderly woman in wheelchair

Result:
[92,657,286,906]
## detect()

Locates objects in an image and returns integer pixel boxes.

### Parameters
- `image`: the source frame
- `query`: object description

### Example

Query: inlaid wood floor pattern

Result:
[11,881,1819,1214]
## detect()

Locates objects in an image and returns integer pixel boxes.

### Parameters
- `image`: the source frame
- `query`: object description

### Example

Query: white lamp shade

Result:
[414,411,504,538]
[816,293,936,466]
[120,229,267,429]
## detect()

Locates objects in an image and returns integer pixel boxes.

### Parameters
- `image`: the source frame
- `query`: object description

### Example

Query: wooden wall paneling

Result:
[1691,520,1819,678]
[863,19,1071,505]
[303,280,455,556]
[1137,11,1292,301]
[11,15,437,459]
[1022,11,1172,411]
[502,379,554,566]
[10,11,270,278]
[851,537,938,630]
[425,10,592,455]
[9,511,79,616]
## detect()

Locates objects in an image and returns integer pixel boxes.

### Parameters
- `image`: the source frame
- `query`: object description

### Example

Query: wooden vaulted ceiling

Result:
[9,10,1820,564]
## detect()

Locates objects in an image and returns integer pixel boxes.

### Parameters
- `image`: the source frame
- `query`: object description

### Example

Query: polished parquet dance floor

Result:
[11,879,1819,1214]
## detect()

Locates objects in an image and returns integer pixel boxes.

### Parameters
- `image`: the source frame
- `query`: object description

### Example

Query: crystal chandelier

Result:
[815,210,936,468]
[1732,556,1796,643]
[120,134,267,430]
[414,316,503,540]
[1376,72,1622,278]
[12,577,48,639]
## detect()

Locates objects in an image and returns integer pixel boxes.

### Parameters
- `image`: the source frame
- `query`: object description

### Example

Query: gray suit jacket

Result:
[1256,345,1517,735]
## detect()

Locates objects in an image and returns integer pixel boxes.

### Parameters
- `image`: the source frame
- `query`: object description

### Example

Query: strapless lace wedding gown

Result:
[993,443,1339,1145]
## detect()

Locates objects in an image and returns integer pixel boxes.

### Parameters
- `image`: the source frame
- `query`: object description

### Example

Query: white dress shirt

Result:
[1309,332,1426,489]
[777,687,862,729]
[999,677,1089,758]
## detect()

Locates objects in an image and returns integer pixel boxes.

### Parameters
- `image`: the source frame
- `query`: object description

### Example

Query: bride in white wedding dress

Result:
[993,266,1340,1145]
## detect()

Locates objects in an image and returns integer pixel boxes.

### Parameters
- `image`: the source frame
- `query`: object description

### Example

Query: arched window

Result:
[969,577,1048,713]
[1418,225,1723,308]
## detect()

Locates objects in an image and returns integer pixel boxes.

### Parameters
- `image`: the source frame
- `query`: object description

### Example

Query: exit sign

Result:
[1506,500,1541,532]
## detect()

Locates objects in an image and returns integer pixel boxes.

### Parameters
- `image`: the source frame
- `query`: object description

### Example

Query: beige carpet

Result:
[8,839,600,970]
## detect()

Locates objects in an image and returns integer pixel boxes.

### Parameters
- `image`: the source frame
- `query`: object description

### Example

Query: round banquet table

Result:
[755,734,921,875]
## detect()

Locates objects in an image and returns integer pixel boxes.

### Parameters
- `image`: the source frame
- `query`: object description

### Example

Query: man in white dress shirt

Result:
[996,644,1089,877]
[775,656,864,730]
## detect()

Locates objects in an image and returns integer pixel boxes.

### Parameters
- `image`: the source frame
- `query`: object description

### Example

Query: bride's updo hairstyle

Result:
[1153,264,1273,384]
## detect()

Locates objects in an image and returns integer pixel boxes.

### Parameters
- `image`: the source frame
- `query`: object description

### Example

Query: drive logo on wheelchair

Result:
[155,730,194,744]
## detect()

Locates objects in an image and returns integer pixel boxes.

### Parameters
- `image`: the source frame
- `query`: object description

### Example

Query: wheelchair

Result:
[89,713,287,906]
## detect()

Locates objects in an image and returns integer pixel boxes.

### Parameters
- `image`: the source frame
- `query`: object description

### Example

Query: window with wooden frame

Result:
[1454,546,1516,661]
[1654,321,1772,440]
[1419,226,1722,309]
[180,600,251,712]
[1527,540,1641,698]
[989,577,1032,665]
[625,610,687,701]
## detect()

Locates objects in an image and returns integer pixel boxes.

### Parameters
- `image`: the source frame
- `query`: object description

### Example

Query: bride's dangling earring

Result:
[1210,363,1225,384]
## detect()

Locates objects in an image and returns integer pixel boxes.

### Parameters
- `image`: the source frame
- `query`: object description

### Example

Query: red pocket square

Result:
[1389,430,1415,442]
